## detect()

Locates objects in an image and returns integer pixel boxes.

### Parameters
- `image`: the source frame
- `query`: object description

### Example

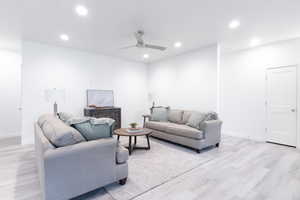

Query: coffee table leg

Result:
[134,136,137,146]
[128,136,132,155]
[146,135,150,150]
[117,135,120,141]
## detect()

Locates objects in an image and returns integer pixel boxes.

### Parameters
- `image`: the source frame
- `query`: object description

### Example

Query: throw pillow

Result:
[67,117,115,141]
[38,114,86,147]
[151,107,169,122]
[205,112,218,120]
[186,112,206,129]
[58,112,74,123]
[199,112,218,130]
[73,122,112,141]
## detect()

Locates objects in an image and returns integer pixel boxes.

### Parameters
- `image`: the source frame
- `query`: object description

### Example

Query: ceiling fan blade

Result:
[145,44,167,51]
[119,45,136,50]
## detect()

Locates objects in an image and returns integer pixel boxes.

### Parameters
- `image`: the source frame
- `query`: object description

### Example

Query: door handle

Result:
[291,109,296,112]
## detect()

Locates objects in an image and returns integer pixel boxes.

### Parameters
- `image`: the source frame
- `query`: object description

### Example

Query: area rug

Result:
[76,137,218,200]
[73,137,218,200]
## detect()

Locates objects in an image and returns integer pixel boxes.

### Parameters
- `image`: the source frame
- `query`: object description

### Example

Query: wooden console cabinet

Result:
[84,107,121,129]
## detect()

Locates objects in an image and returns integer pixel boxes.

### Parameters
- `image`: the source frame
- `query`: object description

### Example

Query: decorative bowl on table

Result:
[129,122,138,129]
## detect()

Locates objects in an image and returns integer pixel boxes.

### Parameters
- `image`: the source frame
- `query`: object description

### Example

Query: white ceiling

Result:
[1,0,300,62]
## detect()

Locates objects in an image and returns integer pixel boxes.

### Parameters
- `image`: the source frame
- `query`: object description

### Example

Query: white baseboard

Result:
[222,131,265,142]
[0,132,21,140]
[21,137,34,145]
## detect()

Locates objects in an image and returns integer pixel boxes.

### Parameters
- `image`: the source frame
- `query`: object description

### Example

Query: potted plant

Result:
[129,122,138,129]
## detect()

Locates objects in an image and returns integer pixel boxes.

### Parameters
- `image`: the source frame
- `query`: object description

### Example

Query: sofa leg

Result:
[119,178,127,185]
[216,143,220,147]
[196,149,201,153]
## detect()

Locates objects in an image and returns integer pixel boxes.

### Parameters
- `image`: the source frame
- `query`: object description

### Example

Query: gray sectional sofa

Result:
[35,114,128,200]
[145,108,222,153]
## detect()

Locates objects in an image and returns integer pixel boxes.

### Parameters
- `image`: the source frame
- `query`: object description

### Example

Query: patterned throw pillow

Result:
[58,112,74,123]
[198,112,218,130]
[151,107,169,122]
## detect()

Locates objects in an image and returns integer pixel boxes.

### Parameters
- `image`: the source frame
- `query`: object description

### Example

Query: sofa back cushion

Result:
[186,112,206,129]
[182,111,193,124]
[38,114,86,147]
[151,107,169,122]
[168,109,183,123]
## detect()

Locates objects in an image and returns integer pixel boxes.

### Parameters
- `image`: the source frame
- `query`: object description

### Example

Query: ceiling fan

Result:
[121,30,167,51]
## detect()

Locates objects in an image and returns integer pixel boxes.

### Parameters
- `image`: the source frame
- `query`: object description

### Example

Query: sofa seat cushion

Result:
[116,144,129,164]
[165,123,204,140]
[145,121,170,132]
[38,114,86,147]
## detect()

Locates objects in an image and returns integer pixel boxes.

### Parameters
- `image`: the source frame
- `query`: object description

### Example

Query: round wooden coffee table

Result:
[114,128,152,155]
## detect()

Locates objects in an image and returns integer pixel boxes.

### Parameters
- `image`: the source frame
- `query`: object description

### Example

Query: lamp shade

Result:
[45,88,66,104]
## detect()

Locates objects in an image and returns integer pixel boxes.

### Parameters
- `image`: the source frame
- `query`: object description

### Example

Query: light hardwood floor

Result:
[0,136,21,148]
[0,136,300,200]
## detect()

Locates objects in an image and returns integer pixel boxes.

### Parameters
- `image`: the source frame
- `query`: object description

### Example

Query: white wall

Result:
[0,50,22,138]
[22,41,148,144]
[17,38,300,146]
[148,45,218,112]
[220,38,300,145]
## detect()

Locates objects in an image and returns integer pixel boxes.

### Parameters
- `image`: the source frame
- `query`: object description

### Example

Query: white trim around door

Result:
[266,65,298,147]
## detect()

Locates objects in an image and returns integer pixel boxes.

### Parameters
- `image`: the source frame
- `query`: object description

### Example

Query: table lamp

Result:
[148,92,156,108]
[45,88,66,116]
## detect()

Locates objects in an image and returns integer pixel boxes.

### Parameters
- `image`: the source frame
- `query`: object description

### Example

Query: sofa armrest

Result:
[201,120,222,144]
[42,138,118,200]
[116,144,129,164]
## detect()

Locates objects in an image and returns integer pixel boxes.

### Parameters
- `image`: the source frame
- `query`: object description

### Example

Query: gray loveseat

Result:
[35,114,128,200]
[145,109,222,153]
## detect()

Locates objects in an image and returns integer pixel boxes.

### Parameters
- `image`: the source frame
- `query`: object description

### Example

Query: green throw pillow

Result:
[151,107,169,122]
[73,121,113,141]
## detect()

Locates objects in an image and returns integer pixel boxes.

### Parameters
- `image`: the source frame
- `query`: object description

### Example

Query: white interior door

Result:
[266,66,297,146]
[0,51,22,139]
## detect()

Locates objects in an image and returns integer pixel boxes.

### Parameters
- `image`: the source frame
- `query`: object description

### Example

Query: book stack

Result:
[126,128,143,133]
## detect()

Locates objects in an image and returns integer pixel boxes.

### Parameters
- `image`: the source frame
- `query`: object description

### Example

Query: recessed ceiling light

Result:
[75,5,88,16]
[174,42,182,48]
[250,38,261,47]
[143,54,149,59]
[60,34,69,41]
[229,20,240,29]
